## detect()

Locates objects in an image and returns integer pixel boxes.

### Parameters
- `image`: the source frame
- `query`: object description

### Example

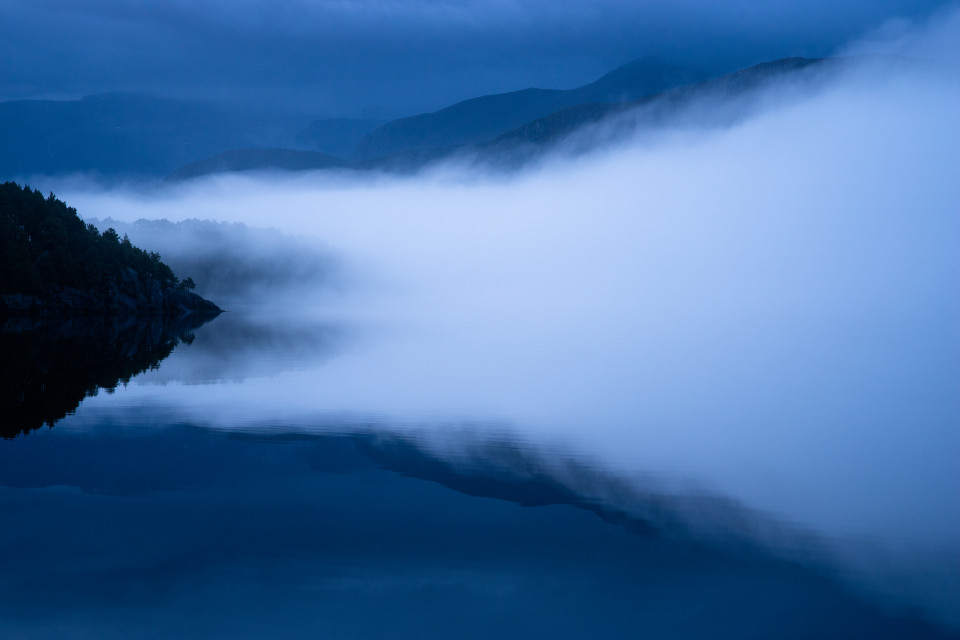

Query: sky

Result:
[0,0,954,117]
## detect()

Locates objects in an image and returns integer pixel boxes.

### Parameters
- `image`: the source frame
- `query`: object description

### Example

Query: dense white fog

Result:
[66,56,958,497]
[53,19,960,627]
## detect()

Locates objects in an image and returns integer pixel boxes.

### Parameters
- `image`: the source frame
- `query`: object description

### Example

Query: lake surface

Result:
[1,297,957,639]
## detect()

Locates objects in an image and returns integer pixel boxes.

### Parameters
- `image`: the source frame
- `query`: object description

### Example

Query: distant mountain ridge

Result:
[2,55,868,182]
[0,93,312,178]
[353,56,697,160]
[350,57,840,173]
[166,56,845,180]
[475,56,835,167]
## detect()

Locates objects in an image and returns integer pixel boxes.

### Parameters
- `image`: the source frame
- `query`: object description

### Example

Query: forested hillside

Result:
[0,182,219,318]
[0,182,179,293]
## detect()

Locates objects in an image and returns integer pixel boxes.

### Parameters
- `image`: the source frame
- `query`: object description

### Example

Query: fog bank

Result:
[55,43,960,627]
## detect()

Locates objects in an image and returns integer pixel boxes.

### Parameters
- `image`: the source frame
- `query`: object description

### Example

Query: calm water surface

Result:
[1,295,957,639]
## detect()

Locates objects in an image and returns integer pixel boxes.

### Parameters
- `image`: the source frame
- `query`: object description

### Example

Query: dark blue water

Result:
[1,310,957,639]
[0,420,954,639]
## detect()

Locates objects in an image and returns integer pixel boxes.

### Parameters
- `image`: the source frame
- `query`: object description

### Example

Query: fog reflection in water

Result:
[1,281,957,636]
[51,295,957,635]
[0,418,956,639]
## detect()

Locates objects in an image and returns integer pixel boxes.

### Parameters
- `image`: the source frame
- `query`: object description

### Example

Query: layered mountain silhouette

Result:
[171,56,845,179]
[0,93,315,178]
[353,56,697,161]
[0,55,858,181]
[474,56,837,167]
[353,57,838,172]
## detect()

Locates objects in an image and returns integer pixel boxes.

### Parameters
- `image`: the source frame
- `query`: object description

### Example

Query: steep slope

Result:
[477,57,835,167]
[568,56,697,103]
[354,57,695,160]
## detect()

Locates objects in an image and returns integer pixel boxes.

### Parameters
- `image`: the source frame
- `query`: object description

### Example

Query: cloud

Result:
[64,13,959,531]
[1,0,953,114]
[838,1,960,61]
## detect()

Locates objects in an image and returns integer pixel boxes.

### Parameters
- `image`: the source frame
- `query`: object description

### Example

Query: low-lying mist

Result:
[81,217,341,306]
[52,30,959,628]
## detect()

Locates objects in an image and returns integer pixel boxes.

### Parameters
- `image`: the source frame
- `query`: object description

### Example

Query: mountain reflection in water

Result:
[1,305,957,638]
[0,420,956,640]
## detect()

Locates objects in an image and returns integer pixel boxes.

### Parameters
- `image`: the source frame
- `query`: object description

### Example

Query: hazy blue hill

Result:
[354,57,696,160]
[296,118,385,159]
[166,148,345,181]
[351,58,832,173]
[354,145,467,174]
[0,93,309,179]
[567,56,697,103]
[476,57,834,166]
[0,57,859,181]
[489,102,624,148]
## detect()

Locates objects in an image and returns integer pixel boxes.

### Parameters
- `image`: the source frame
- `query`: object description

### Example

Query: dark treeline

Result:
[0,181,182,295]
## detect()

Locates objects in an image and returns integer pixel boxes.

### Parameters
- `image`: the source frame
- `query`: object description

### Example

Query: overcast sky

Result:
[0,0,953,117]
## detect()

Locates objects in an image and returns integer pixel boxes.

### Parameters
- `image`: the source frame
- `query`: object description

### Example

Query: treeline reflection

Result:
[0,314,215,438]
